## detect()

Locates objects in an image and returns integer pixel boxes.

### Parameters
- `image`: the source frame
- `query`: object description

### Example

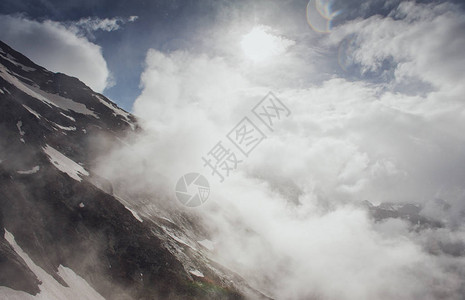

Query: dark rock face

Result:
[0,40,250,299]
[0,163,195,299]
[362,200,443,229]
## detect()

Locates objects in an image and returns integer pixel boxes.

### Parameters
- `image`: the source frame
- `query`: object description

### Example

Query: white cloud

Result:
[0,15,110,92]
[128,16,138,22]
[240,25,295,62]
[70,16,139,36]
[75,17,122,32]
[94,1,465,299]
[329,1,465,94]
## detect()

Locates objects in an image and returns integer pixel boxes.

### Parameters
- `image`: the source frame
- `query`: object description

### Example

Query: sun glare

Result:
[241,26,286,63]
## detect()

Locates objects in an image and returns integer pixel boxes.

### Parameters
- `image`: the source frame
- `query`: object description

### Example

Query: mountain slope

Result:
[0,40,267,300]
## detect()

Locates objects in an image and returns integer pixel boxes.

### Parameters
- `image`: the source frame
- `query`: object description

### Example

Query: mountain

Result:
[0,40,271,300]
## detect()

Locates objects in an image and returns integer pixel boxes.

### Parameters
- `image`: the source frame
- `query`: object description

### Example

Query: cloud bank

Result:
[95,1,465,299]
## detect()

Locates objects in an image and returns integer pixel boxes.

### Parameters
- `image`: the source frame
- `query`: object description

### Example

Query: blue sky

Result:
[1,0,232,110]
[2,0,456,111]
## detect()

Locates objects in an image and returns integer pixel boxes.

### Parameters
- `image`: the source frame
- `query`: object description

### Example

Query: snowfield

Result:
[43,145,89,181]
[0,65,98,118]
[1,230,105,300]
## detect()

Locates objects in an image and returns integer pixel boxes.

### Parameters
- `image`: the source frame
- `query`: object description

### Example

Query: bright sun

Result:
[241,26,288,63]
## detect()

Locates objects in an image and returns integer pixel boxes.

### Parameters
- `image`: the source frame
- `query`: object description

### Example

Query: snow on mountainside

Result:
[0,40,270,299]
[1,230,105,300]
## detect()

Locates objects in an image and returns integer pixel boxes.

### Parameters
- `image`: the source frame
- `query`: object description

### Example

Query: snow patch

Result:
[79,202,85,208]
[189,270,204,278]
[0,52,36,72]
[161,226,197,250]
[16,121,25,136]
[0,65,98,118]
[52,122,77,131]
[95,94,130,119]
[23,105,41,119]
[60,112,76,122]
[159,216,175,224]
[43,145,89,181]
[3,230,105,300]
[125,206,143,222]
[94,94,134,130]
[17,121,25,143]
[17,165,40,174]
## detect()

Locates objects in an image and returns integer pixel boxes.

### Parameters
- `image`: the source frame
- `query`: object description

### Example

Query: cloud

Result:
[95,49,254,201]
[69,16,139,38]
[94,1,465,299]
[329,1,465,94]
[240,25,295,62]
[0,14,110,92]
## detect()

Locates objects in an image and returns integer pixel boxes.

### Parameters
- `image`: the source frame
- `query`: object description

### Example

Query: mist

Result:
[94,1,465,299]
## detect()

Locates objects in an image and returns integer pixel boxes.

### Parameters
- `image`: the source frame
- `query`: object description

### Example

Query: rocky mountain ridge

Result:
[0,40,269,300]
